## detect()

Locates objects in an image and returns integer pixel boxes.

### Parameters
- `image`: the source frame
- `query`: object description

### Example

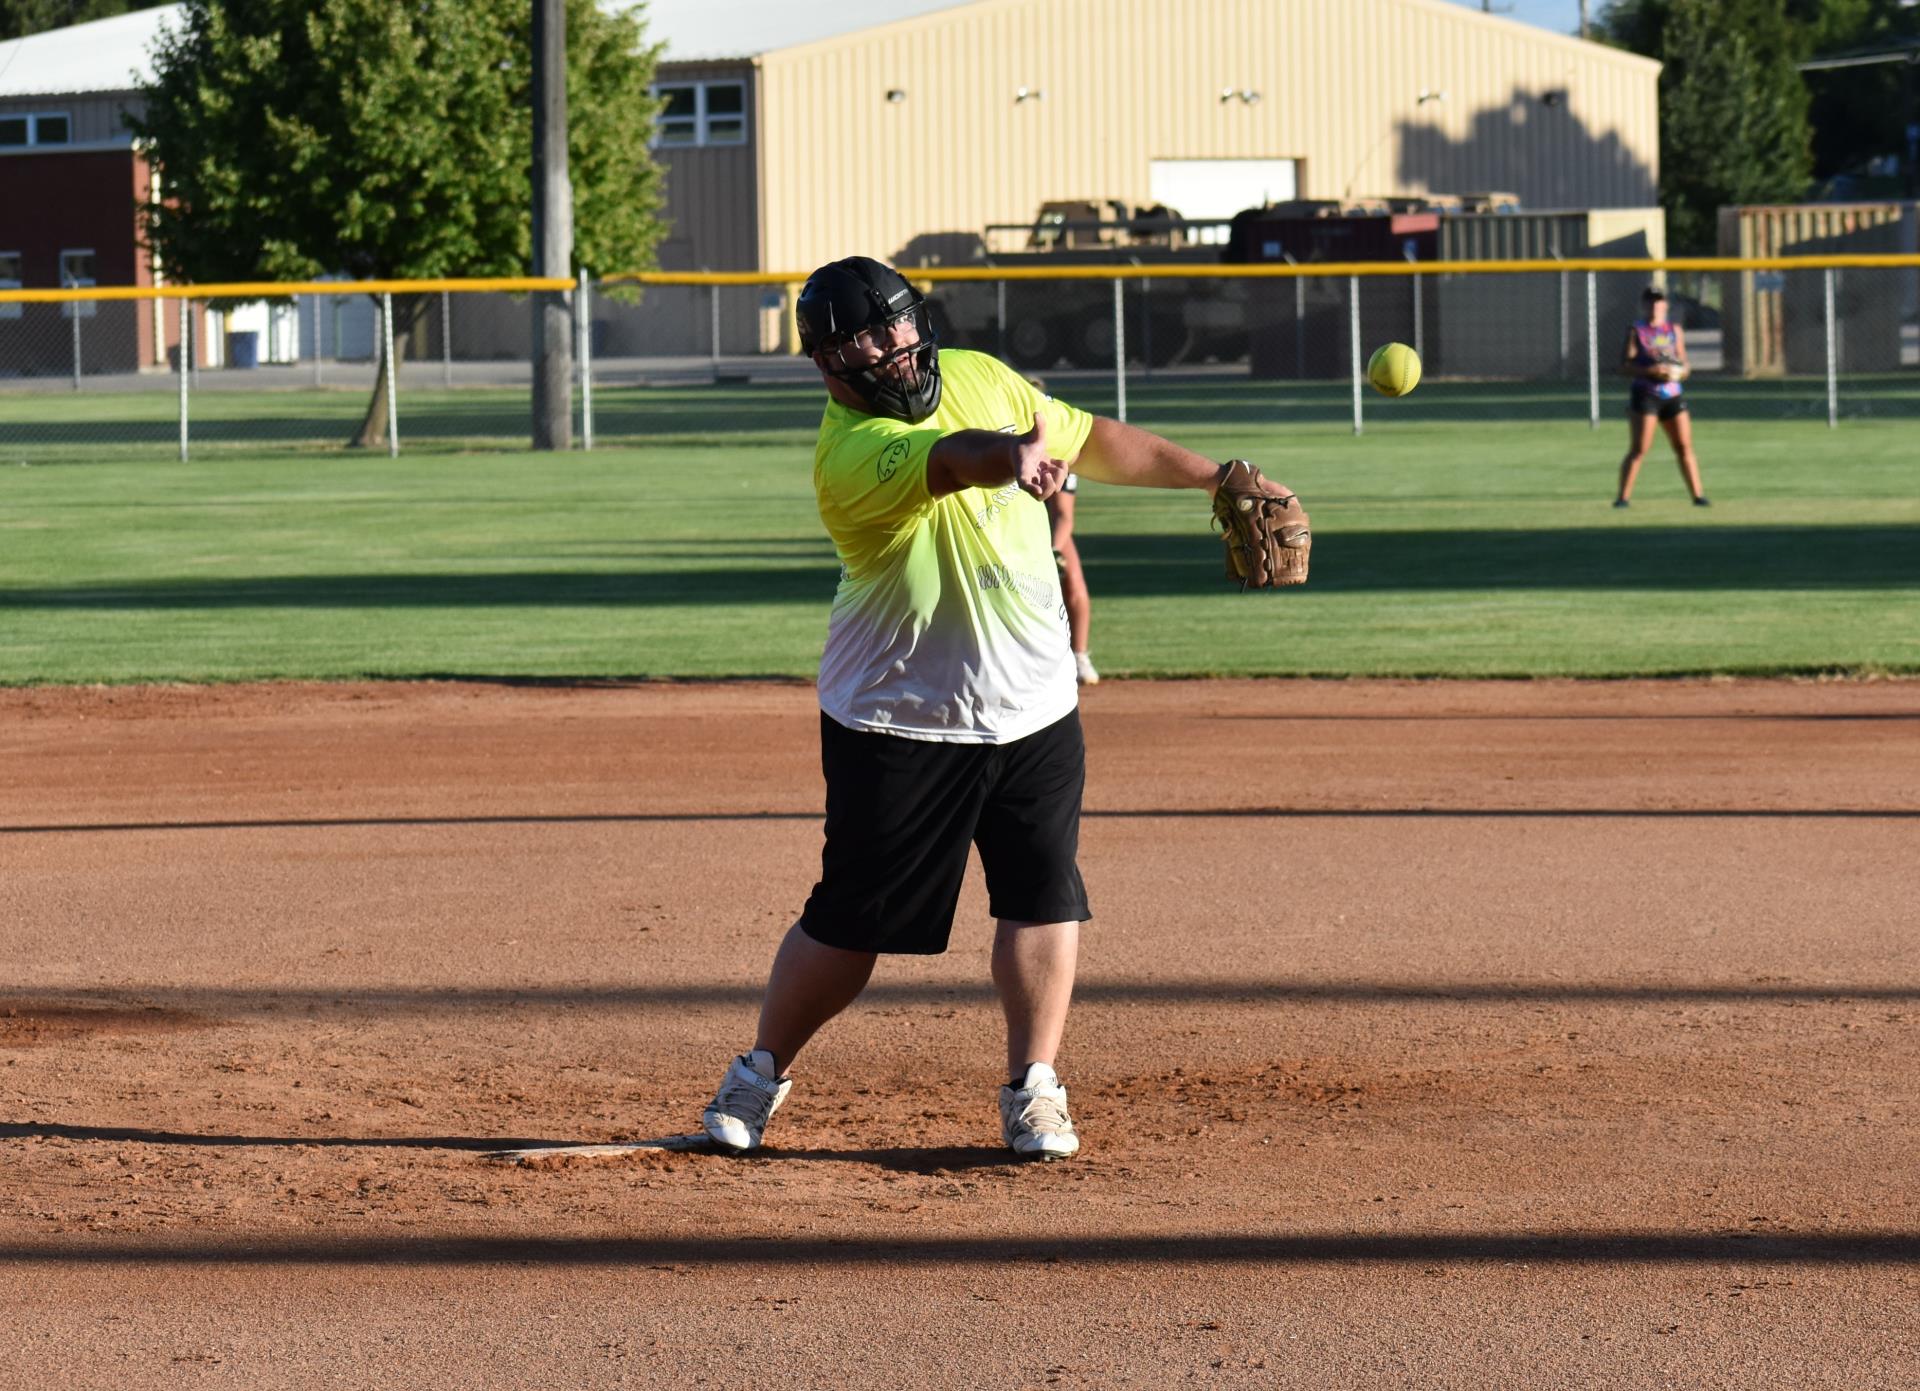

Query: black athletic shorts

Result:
[799,709,1091,955]
[1629,390,1688,421]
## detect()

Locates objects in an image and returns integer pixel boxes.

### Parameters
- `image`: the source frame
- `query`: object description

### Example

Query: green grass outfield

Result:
[1,375,1916,684]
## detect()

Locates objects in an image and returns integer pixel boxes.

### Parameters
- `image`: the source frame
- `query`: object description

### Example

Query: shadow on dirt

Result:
[1,1231,1913,1266]
[0,1121,572,1152]
[4,981,1917,1017]
[1,1121,1033,1175]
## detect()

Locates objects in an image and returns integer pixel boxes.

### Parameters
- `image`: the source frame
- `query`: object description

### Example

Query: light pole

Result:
[531,0,573,451]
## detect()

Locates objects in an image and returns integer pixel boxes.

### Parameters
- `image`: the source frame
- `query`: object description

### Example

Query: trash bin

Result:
[225,330,259,369]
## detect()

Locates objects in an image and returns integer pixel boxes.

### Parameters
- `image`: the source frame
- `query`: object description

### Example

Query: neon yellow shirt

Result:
[813,348,1096,743]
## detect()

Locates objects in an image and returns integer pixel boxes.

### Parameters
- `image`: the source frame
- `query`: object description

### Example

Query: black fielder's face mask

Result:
[818,303,942,422]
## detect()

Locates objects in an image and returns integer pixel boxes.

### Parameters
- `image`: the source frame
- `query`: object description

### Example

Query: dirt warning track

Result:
[2,678,1916,1389]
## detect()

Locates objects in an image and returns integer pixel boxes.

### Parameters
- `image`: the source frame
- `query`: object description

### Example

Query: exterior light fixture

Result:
[1014,85,1042,103]
[1221,87,1261,104]
[885,88,907,103]
[1417,88,1447,105]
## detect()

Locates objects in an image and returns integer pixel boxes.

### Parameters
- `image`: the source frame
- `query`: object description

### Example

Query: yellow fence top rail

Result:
[0,277,574,304]
[4,256,1918,302]
[609,256,1920,285]
[903,254,1920,280]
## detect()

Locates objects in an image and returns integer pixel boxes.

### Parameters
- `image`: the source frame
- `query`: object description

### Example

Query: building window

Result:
[60,249,96,320]
[651,81,747,147]
[705,83,744,143]
[656,85,697,146]
[0,251,20,321]
[0,112,73,146]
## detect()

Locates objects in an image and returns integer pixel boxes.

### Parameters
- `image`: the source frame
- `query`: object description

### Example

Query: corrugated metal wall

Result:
[0,91,141,145]
[597,63,763,355]
[755,0,1660,275]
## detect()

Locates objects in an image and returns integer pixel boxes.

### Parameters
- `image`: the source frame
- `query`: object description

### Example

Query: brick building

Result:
[0,8,199,375]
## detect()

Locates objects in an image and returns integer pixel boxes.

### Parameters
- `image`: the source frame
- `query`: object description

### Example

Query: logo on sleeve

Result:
[877,438,910,483]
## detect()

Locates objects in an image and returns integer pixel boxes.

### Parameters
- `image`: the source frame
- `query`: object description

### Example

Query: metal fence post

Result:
[70,295,82,391]
[1554,250,1568,378]
[1824,267,1839,429]
[1284,254,1304,380]
[577,269,594,450]
[178,298,190,462]
[710,280,721,383]
[995,279,1006,361]
[1112,278,1127,424]
[382,292,399,458]
[1349,274,1363,436]
[1586,271,1599,428]
[441,289,453,388]
[1411,267,1424,362]
[309,294,321,386]
[1141,274,1154,382]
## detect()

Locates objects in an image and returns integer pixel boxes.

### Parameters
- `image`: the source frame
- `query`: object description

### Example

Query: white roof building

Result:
[0,0,991,99]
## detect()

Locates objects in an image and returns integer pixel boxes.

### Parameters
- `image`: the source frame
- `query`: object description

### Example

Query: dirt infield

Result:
[3,678,1916,1389]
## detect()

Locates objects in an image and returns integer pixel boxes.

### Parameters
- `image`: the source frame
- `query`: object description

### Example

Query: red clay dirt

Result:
[2,678,1915,1389]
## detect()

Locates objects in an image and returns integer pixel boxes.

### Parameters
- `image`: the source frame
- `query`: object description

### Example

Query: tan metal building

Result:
[2,0,1663,360]
[630,0,1661,352]
[652,0,1658,267]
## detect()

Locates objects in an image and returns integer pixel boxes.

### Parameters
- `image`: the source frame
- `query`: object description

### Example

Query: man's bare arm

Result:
[927,412,1067,499]
[1072,416,1298,499]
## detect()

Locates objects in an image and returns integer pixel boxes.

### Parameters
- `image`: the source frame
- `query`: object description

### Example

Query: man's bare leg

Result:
[752,921,877,1073]
[991,918,1079,1078]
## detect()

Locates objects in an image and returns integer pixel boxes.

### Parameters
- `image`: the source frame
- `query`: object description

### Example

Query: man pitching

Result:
[701,256,1304,1160]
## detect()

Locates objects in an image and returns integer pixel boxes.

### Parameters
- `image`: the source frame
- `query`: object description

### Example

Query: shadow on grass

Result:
[1008,374,1920,429]
[3,525,1913,611]
[5,375,1918,455]
[1081,524,1920,596]
[0,383,828,451]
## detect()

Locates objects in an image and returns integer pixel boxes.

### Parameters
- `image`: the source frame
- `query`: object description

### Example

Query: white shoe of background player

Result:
[1074,652,1100,686]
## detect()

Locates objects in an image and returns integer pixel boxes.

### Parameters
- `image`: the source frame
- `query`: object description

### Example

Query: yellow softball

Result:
[1366,342,1422,397]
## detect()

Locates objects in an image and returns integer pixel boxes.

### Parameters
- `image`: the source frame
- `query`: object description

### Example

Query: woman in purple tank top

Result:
[1614,285,1709,508]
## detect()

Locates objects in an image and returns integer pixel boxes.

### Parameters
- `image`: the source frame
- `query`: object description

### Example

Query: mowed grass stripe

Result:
[1,379,1916,683]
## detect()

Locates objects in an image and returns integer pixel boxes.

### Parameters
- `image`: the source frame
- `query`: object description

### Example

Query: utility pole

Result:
[1579,0,1590,41]
[531,0,573,450]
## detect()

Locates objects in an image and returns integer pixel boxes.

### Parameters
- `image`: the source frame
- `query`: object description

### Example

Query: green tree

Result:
[1794,0,1920,193]
[1599,0,1814,253]
[0,0,168,42]
[130,0,666,447]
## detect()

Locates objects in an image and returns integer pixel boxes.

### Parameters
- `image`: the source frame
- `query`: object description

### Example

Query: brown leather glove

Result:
[1211,459,1310,589]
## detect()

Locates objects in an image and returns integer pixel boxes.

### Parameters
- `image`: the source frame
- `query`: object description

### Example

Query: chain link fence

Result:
[1,262,1915,461]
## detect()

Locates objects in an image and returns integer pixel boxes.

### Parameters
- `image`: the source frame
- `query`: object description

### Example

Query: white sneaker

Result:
[1074,652,1100,686]
[999,1062,1081,1160]
[703,1049,791,1153]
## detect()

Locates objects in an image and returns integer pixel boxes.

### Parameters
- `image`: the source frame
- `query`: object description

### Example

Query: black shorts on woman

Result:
[1629,385,1688,421]
[799,709,1091,955]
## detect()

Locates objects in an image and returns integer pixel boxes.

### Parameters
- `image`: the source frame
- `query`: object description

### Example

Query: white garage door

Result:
[1149,159,1299,242]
